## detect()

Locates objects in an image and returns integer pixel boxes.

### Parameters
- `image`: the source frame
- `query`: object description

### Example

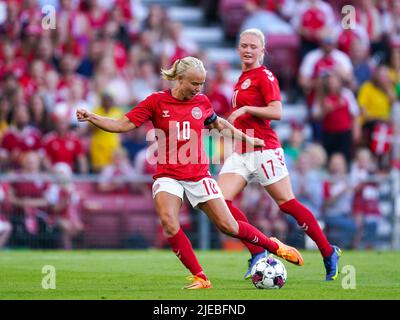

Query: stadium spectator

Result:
[0,1,22,40]
[7,151,54,248]
[0,40,27,81]
[282,122,305,171]
[323,153,357,249]
[27,93,52,133]
[45,162,83,250]
[355,0,385,55]
[121,125,148,162]
[382,0,400,47]
[0,104,42,170]
[0,183,12,249]
[92,54,131,107]
[97,147,137,194]
[89,92,124,172]
[130,59,160,104]
[357,64,396,152]
[57,54,90,103]
[142,4,169,43]
[288,151,324,247]
[160,21,199,70]
[52,78,93,134]
[298,33,355,140]
[42,114,88,174]
[205,61,234,118]
[313,70,361,163]
[0,96,11,139]
[350,148,386,249]
[349,37,374,91]
[388,44,400,99]
[305,142,328,171]
[336,24,370,57]
[291,0,337,59]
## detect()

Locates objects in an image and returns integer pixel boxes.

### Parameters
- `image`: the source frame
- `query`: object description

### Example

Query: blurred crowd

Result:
[0,0,398,250]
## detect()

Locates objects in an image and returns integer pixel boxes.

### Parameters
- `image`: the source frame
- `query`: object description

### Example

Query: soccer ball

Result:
[250,256,287,289]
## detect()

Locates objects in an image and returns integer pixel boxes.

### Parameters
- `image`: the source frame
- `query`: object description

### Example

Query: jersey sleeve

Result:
[259,69,281,105]
[203,95,218,125]
[125,93,156,127]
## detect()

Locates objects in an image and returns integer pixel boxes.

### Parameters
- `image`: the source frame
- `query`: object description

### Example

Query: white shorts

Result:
[219,148,289,186]
[152,177,223,208]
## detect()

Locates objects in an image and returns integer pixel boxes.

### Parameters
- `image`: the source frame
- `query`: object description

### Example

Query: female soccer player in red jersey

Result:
[218,29,341,281]
[77,56,303,289]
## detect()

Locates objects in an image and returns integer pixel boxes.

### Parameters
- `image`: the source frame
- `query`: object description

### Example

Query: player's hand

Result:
[76,108,92,122]
[227,106,247,124]
[248,137,265,148]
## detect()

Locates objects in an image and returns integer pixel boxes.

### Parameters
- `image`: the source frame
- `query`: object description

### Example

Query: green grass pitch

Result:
[0,250,399,300]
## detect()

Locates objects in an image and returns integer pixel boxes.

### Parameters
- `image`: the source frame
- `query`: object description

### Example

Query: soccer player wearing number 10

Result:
[76,56,303,289]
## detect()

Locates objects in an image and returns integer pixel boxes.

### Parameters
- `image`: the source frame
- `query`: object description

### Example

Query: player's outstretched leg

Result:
[199,199,304,267]
[225,200,267,279]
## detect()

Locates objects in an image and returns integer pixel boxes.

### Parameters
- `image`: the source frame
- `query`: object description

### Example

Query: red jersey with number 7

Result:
[231,66,282,153]
[125,90,218,181]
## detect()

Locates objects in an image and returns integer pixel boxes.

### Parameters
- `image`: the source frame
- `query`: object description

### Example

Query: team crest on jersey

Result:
[162,110,170,117]
[241,78,251,89]
[191,107,202,119]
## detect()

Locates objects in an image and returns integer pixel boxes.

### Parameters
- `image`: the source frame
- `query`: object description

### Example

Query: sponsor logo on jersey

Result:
[191,107,202,119]
[162,110,170,117]
[241,78,251,89]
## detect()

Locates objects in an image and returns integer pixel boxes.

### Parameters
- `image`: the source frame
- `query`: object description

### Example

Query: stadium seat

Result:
[219,0,248,39]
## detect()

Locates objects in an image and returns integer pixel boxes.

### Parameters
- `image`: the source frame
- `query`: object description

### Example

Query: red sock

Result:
[226,200,264,256]
[280,199,333,258]
[167,228,206,278]
[236,221,279,254]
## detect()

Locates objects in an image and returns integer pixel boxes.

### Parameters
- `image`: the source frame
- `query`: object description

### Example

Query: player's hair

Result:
[160,56,206,81]
[239,28,266,65]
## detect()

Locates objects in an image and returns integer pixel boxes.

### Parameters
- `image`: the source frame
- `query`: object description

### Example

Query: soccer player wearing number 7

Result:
[76,56,303,289]
[218,28,341,281]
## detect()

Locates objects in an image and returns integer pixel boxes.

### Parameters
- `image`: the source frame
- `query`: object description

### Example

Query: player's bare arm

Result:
[76,108,136,133]
[227,101,282,124]
[209,116,265,148]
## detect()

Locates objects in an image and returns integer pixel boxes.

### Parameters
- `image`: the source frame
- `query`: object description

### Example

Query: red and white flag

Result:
[370,123,393,155]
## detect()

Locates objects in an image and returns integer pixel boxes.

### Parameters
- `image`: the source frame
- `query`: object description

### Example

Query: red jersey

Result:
[0,126,42,155]
[321,94,352,133]
[125,90,217,181]
[43,131,84,168]
[231,66,281,153]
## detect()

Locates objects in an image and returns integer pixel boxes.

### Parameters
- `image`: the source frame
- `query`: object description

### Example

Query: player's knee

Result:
[159,213,180,237]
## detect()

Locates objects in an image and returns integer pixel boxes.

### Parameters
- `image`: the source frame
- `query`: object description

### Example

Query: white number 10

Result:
[176,121,191,140]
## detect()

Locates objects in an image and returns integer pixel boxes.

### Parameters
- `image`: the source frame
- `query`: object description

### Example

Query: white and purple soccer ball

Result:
[250,256,287,289]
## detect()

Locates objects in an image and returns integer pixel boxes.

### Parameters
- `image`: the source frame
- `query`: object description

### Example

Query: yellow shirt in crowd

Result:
[357,81,392,124]
[90,105,124,171]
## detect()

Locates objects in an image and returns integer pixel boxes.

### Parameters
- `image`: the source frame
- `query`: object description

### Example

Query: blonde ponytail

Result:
[161,56,206,81]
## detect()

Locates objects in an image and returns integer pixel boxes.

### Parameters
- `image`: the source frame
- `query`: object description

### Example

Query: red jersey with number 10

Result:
[125,90,217,181]
[231,66,282,153]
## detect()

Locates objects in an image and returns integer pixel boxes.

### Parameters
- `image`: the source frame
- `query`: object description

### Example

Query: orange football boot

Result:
[271,237,304,266]
[183,275,212,290]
